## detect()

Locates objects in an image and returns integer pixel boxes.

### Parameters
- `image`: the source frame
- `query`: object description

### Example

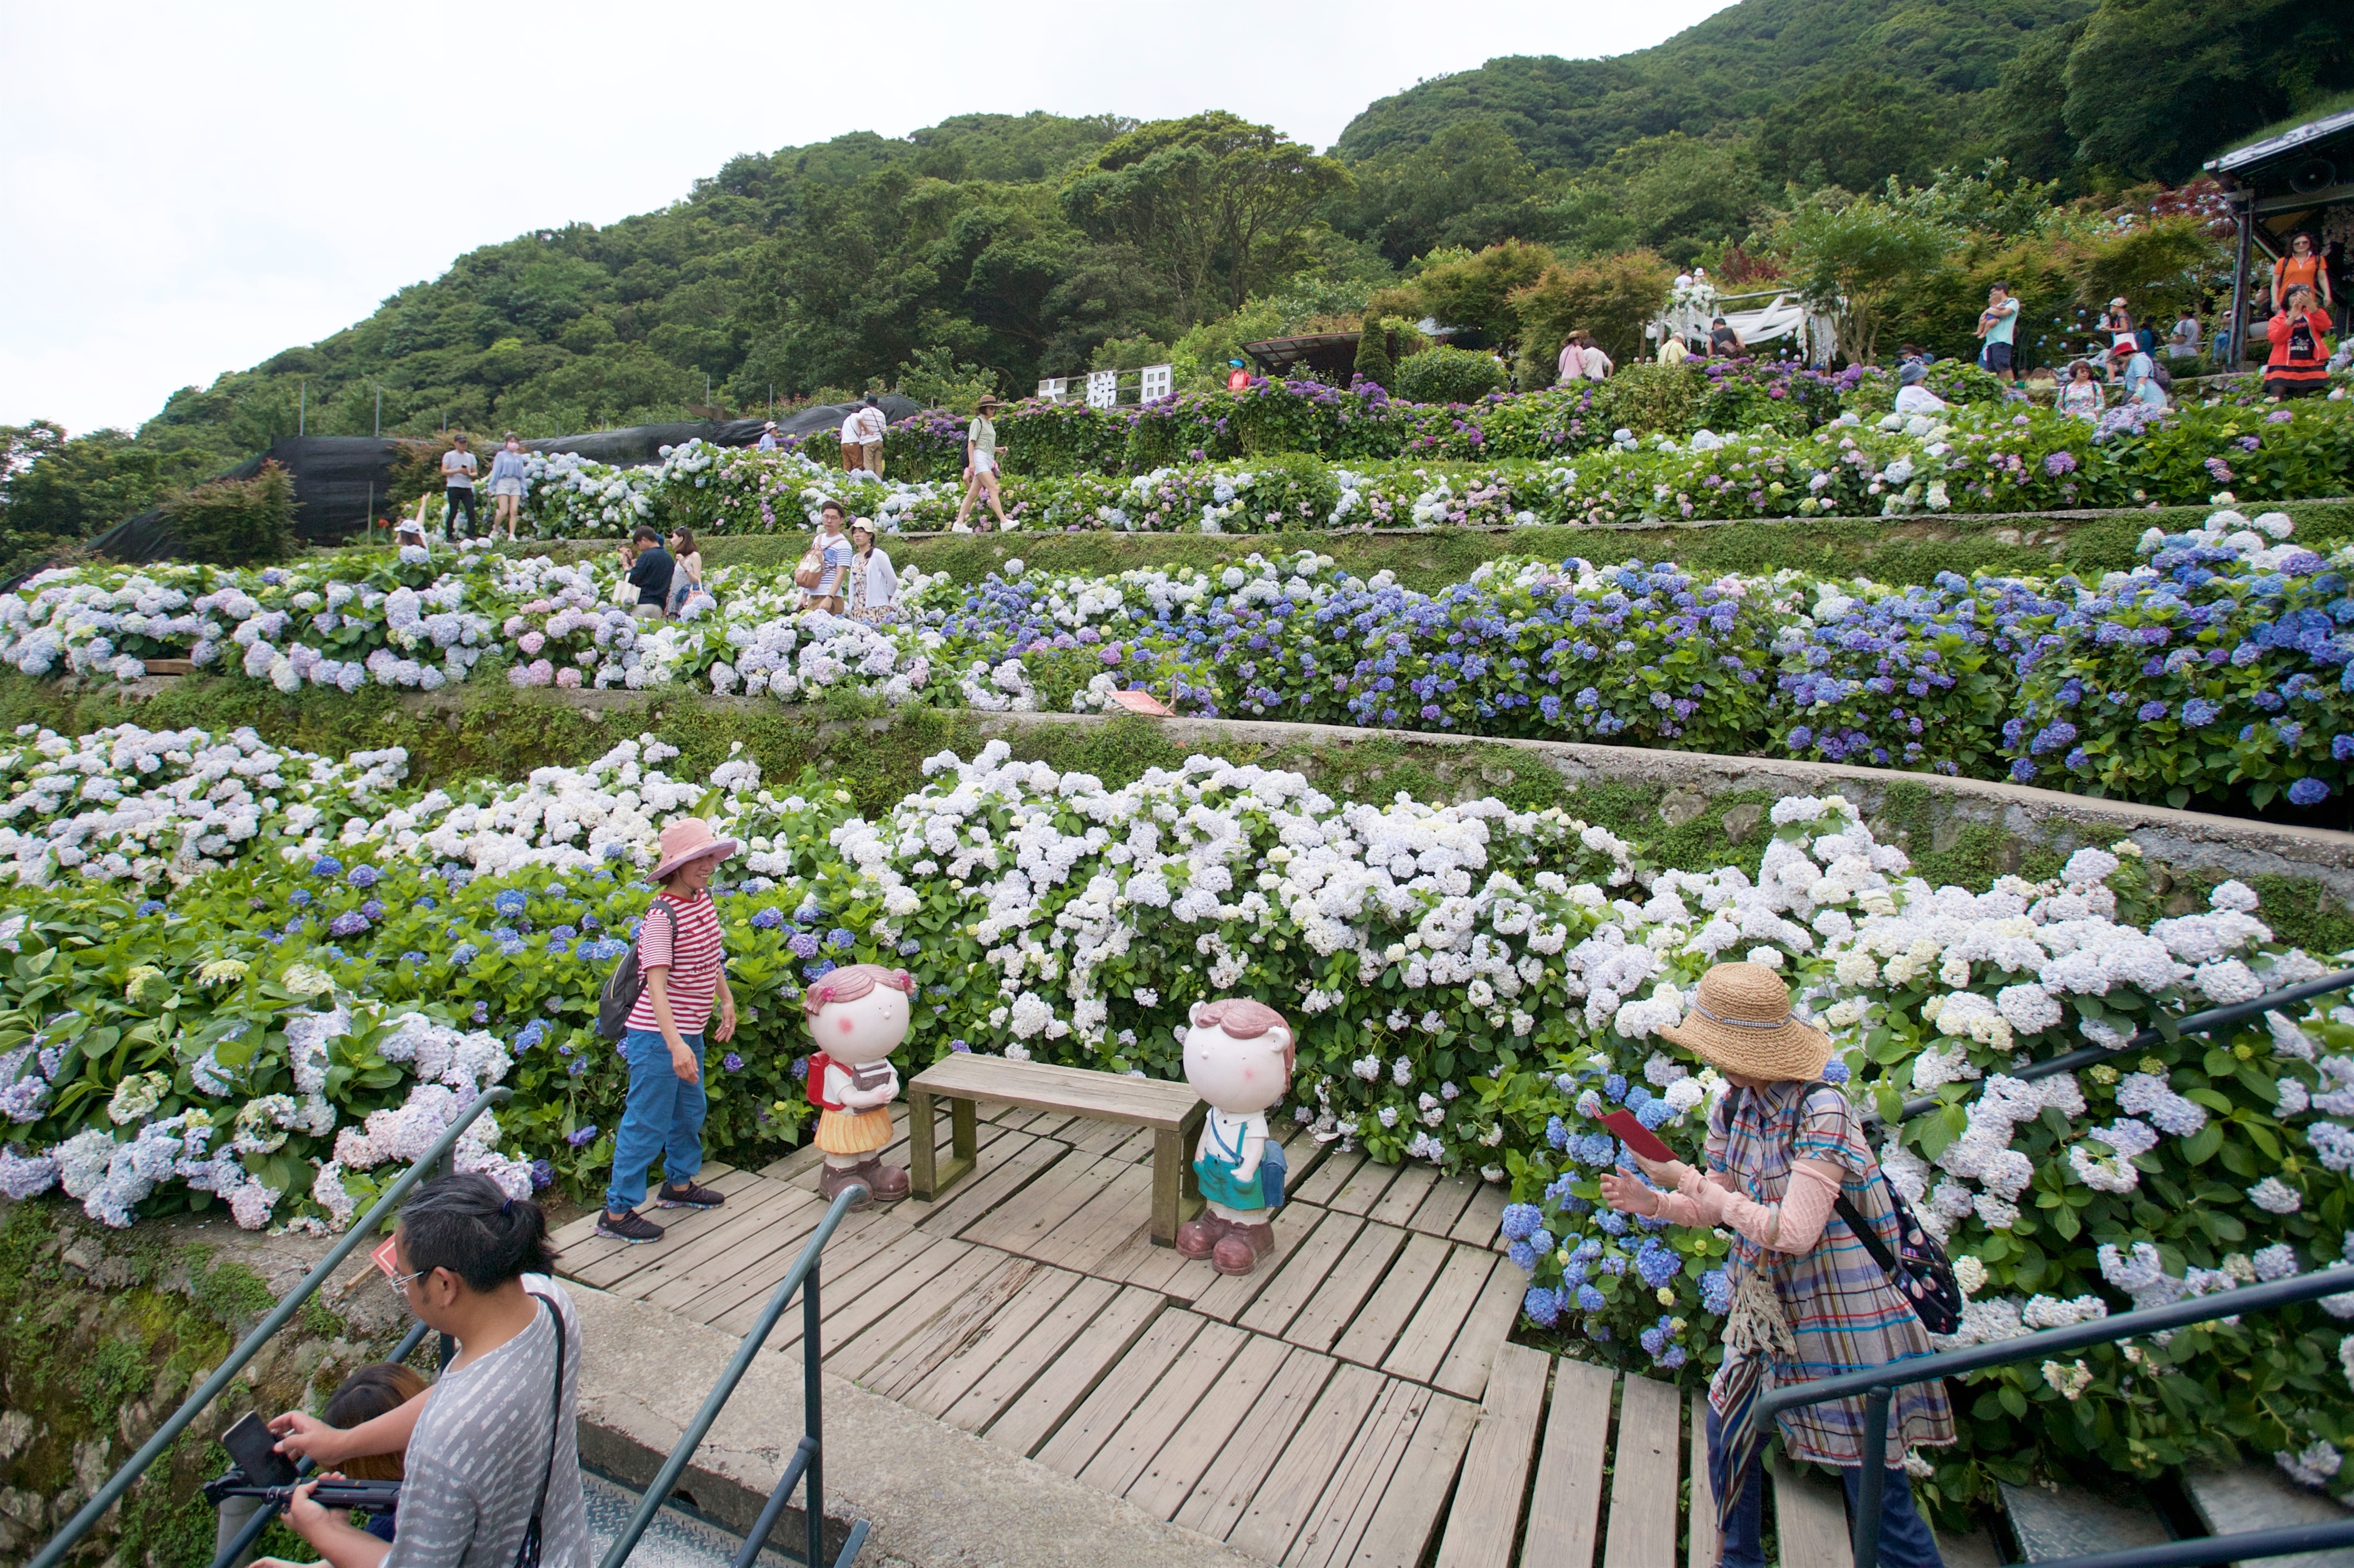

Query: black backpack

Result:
[595,901,676,1041]
[1733,1082,1964,1335]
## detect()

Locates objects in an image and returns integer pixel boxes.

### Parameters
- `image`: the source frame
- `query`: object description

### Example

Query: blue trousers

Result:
[605,1029,705,1213]
[1706,1403,1942,1568]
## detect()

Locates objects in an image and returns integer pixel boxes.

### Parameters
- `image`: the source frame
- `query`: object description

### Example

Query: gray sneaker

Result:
[597,1207,664,1244]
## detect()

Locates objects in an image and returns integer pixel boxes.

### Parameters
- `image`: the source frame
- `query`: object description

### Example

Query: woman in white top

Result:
[803,502,855,615]
[848,521,898,624]
[666,527,704,617]
[1892,361,1947,415]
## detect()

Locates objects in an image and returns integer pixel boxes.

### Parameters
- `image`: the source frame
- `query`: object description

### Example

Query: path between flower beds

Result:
[550,1104,1924,1568]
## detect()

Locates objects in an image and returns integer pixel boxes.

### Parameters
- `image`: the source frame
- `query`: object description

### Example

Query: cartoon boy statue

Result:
[803,963,917,1207]
[1175,997,1295,1275]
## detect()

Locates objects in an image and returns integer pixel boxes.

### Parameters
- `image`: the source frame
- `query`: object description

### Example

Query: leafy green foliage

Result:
[159,461,297,567]
[1352,318,1396,392]
[1776,193,1959,367]
[0,421,241,581]
[1393,346,1509,405]
[1507,250,1678,376]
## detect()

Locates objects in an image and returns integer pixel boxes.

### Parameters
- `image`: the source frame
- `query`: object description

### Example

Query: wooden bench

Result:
[905,1055,1207,1247]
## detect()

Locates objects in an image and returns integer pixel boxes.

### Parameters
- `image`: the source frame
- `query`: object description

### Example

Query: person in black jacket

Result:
[626,527,672,622]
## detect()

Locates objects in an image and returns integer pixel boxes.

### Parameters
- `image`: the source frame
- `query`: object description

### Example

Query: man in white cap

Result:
[599,818,740,1244]
[756,420,781,453]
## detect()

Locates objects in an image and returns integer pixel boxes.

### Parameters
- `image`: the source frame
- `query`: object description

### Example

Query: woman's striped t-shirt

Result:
[624,891,725,1034]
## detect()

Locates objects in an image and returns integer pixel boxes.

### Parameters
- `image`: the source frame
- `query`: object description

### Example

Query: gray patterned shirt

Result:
[384,1279,590,1568]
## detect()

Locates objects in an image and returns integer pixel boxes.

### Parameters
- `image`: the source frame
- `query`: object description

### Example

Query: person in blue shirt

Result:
[487,434,529,541]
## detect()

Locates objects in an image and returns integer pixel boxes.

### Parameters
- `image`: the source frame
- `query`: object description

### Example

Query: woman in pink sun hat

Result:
[598,818,740,1244]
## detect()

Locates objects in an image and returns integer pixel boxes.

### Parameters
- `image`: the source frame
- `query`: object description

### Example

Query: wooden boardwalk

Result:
[551,1105,1862,1568]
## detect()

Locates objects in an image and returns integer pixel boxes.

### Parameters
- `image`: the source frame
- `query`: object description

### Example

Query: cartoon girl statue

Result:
[803,963,916,1207]
[1175,997,1295,1275]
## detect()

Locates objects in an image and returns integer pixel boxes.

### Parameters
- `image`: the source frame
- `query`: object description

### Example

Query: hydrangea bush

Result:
[6,722,2354,1507]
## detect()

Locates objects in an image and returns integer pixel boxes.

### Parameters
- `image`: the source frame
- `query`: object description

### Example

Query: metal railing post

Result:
[1853,1389,1889,1568]
[806,1258,825,1568]
[32,1087,512,1568]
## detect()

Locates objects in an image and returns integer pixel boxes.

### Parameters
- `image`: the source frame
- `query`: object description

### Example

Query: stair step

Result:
[2182,1465,2354,1568]
[1999,1480,2172,1564]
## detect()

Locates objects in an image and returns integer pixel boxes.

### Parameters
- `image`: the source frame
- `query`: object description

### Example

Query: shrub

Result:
[1353,319,1396,394]
[162,462,298,566]
[1509,250,1678,373]
[1396,346,1510,405]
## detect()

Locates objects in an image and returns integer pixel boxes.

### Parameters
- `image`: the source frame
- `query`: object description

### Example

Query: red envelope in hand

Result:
[1600,1108,1675,1164]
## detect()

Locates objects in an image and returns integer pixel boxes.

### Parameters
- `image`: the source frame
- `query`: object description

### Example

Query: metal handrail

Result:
[597,1181,870,1568]
[205,1317,435,1568]
[1896,968,2354,1122]
[31,1085,514,1568]
[1756,1264,2354,1568]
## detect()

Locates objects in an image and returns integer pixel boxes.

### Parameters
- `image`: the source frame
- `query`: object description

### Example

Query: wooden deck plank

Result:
[897,1261,1085,1416]
[1366,1163,1441,1229]
[824,1245,1010,1383]
[1289,1147,1367,1208]
[729,1224,952,1344]
[939,1274,1122,1434]
[608,1182,820,1302]
[1522,1358,1616,1568]
[1688,1392,1718,1568]
[1033,1308,1207,1477]
[1172,1348,1339,1540]
[1235,1211,1362,1337]
[1096,1220,1206,1295]
[849,1254,1046,1400]
[1126,1334,1297,1521]
[1191,1205,1330,1323]
[551,1163,757,1278]
[1603,1375,1681,1568]
[907,1129,1062,1236]
[1451,1181,1508,1249]
[685,1203,906,1330]
[1224,1362,1387,1561]
[982,1285,1168,1459]
[1771,1457,1851,1568]
[1432,1255,1526,1401]
[1026,1157,1156,1273]
[1410,1173,1481,1239]
[957,1152,1119,1253]
[1077,1319,1250,1498]
[1334,1386,1480,1568]
[1382,1246,1496,1386]
[1433,1341,1551,1568]
[1284,1222,1409,1356]
[561,1168,766,1290]
[1332,1231,1451,1368]
[1286,1378,1429,1568]
[1321,1157,1402,1217]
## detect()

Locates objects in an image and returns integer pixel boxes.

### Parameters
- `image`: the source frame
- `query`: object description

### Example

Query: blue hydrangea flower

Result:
[1546,1115,1570,1150]
[135,900,166,916]
[752,907,785,930]
[1595,1207,1629,1236]
[825,927,856,953]
[1508,1240,1541,1271]
[450,943,480,968]
[791,1056,812,1080]
[1822,1060,1851,1084]
[898,938,923,956]
[1576,1284,1606,1312]
[494,890,528,918]
[359,900,385,921]
[566,1125,600,1148]
[1500,1202,1544,1241]
[516,1018,550,1051]
[2290,778,2330,807]
[471,1001,490,1023]
[347,865,379,889]
[787,931,821,960]
[401,950,426,966]
[1523,1285,1562,1327]
[722,1053,744,1073]
[311,856,343,877]
[1699,1268,1732,1314]
[950,1040,970,1053]
[328,911,370,938]
[529,1159,554,1190]
[290,890,312,907]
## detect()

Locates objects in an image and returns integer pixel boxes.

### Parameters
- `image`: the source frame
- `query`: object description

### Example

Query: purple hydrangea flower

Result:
[566,1125,600,1148]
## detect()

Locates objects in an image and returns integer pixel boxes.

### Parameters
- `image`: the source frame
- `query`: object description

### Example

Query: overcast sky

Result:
[2,0,1735,436]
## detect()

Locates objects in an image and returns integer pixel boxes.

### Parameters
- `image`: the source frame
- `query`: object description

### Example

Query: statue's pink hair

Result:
[1188,997,1295,1075]
[802,963,915,1022]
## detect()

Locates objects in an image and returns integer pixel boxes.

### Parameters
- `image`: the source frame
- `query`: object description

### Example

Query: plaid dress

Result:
[1706,1081,1955,1467]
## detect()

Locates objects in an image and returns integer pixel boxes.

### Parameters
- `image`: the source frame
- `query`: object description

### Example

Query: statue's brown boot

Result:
[1176,1212,1233,1259]
[855,1157,912,1202]
[818,1162,874,1208]
[1212,1223,1276,1275]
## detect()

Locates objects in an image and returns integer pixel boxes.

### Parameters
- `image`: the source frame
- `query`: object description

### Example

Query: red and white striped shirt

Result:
[624,891,725,1035]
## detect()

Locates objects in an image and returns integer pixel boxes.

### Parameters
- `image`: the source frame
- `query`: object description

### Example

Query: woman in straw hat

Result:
[598,818,741,1245]
[1599,962,1953,1568]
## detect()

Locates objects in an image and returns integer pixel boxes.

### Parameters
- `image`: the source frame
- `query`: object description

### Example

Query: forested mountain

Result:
[4,0,2347,578]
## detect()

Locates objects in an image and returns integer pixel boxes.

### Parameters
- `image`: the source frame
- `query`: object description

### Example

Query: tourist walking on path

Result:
[260,1174,590,1568]
[1580,333,1614,380]
[1707,317,1746,358]
[2266,285,2336,399]
[849,520,898,624]
[1975,283,2019,384]
[1597,962,1954,1568]
[626,526,672,622]
[2271,232,2333,321]
[599,819,738,1244]
[955,395,1011,531]
[440,434,481,537]
[1557,334,1583,384]
[665,527,704,618]
[803,501,855,614]
[839,405,865,472]
[855,396,888,476]
[487,434,527,541]
[2058,359,2105,417]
